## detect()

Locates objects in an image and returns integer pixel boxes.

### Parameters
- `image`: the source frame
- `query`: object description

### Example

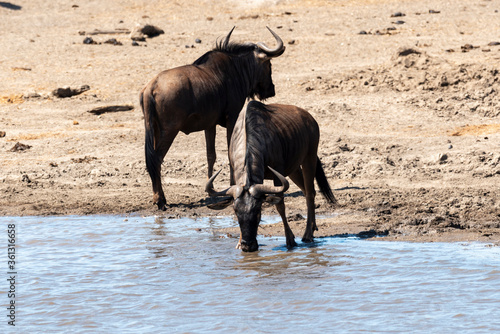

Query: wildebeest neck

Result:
[193,47,259,103]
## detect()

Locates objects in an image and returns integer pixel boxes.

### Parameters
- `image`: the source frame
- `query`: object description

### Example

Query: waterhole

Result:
[1,215,499,333]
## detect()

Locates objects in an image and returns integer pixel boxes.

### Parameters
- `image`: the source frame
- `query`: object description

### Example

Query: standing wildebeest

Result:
[140,27,285,210]
[206,101,337,252]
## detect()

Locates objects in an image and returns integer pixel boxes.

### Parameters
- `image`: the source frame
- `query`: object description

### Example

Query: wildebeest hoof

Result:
[302,236,314,243]
[235,242,242,249]
[286,238,298,249]
[155,199,167,211]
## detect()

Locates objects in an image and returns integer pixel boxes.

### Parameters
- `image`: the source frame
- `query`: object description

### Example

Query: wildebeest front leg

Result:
[275,198,297,249]
[205,127,217,183]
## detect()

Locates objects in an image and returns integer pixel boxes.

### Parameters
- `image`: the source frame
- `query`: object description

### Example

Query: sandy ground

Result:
[1,0,499,243]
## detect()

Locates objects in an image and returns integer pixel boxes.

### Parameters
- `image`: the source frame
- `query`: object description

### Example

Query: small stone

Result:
[195,38,202,43]
[83,37,96,44]
[0,131,5,138]
[359,30,368,35]
[104,38,122,45]
[131,41,139,46]
[52,85,90,98]
[391,12,405,17]
[429,9,440,14]
[10,142,32,152]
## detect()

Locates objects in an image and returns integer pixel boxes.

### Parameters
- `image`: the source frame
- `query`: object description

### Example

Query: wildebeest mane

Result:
[193,41,260,101]
[244,101,279,185]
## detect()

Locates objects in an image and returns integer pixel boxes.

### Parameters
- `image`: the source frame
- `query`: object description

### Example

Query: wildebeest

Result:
[206,101,337,252]
[140,27,285,210]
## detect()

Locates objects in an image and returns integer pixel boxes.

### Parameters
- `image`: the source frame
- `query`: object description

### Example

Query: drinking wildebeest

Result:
[206,101,337,252]
[140,27,285,210]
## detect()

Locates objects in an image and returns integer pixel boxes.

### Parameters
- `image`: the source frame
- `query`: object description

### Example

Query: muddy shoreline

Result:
[1,0,499,243]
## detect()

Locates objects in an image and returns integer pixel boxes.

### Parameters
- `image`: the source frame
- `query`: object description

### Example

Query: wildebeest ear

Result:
[264,195,283,205]
[207,197,233,210]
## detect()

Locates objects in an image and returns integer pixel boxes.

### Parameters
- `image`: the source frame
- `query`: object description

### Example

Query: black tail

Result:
[315,157,337,206]
[141,92,161,180]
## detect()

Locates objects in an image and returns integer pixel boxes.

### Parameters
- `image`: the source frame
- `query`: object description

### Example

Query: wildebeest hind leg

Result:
[275,198,297,249]
[299,158,318,243]
[289,169,318,235]
[147,129,179,210]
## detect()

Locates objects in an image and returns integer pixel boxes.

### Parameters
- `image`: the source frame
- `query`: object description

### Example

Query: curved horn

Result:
[206,169,240,198]
[256,26,285,57]
[250,166,289,197]
[222,26,236,49]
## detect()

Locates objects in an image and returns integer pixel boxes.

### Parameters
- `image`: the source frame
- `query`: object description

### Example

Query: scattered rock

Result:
[104,38,122,45]
[195,38,202,44]
[438,153,448,163]
[21,174,31,183]
[488,41,500,46]
[288,39,296,45]
[83,37,98,44]
[71,156,97,163]
[429,9,441,14]
[131,41,139,46]
[87,104,134,115]
[391,12,406,17]
[394,47,421,58]
[339,144,354,152]
[0,131,5,137]
[461,44,477,52]
[130,24,164,41]
[393,20,405,25]
[288,213,305,222]
[24,91,41,99]
[52,85,90,98]
[10,142,32,152]
[238,14,259,20]
[82,29,130,36]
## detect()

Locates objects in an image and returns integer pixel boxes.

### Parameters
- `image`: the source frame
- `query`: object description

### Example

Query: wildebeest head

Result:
[207,26,285,102]
[206,167,289,252]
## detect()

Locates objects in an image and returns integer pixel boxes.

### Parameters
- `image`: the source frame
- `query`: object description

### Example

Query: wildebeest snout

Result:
[240,239,259,252]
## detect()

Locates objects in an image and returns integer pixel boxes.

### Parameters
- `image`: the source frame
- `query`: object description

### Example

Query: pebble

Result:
[438,153,448,162]
[83,37,97,44]
[104,38,122,46]
[391,12,406,17]
[10,142,32,152]
[195,38,201,43]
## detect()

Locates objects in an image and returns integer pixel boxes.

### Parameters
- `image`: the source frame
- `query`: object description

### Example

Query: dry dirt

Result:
[1,0,499,243]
